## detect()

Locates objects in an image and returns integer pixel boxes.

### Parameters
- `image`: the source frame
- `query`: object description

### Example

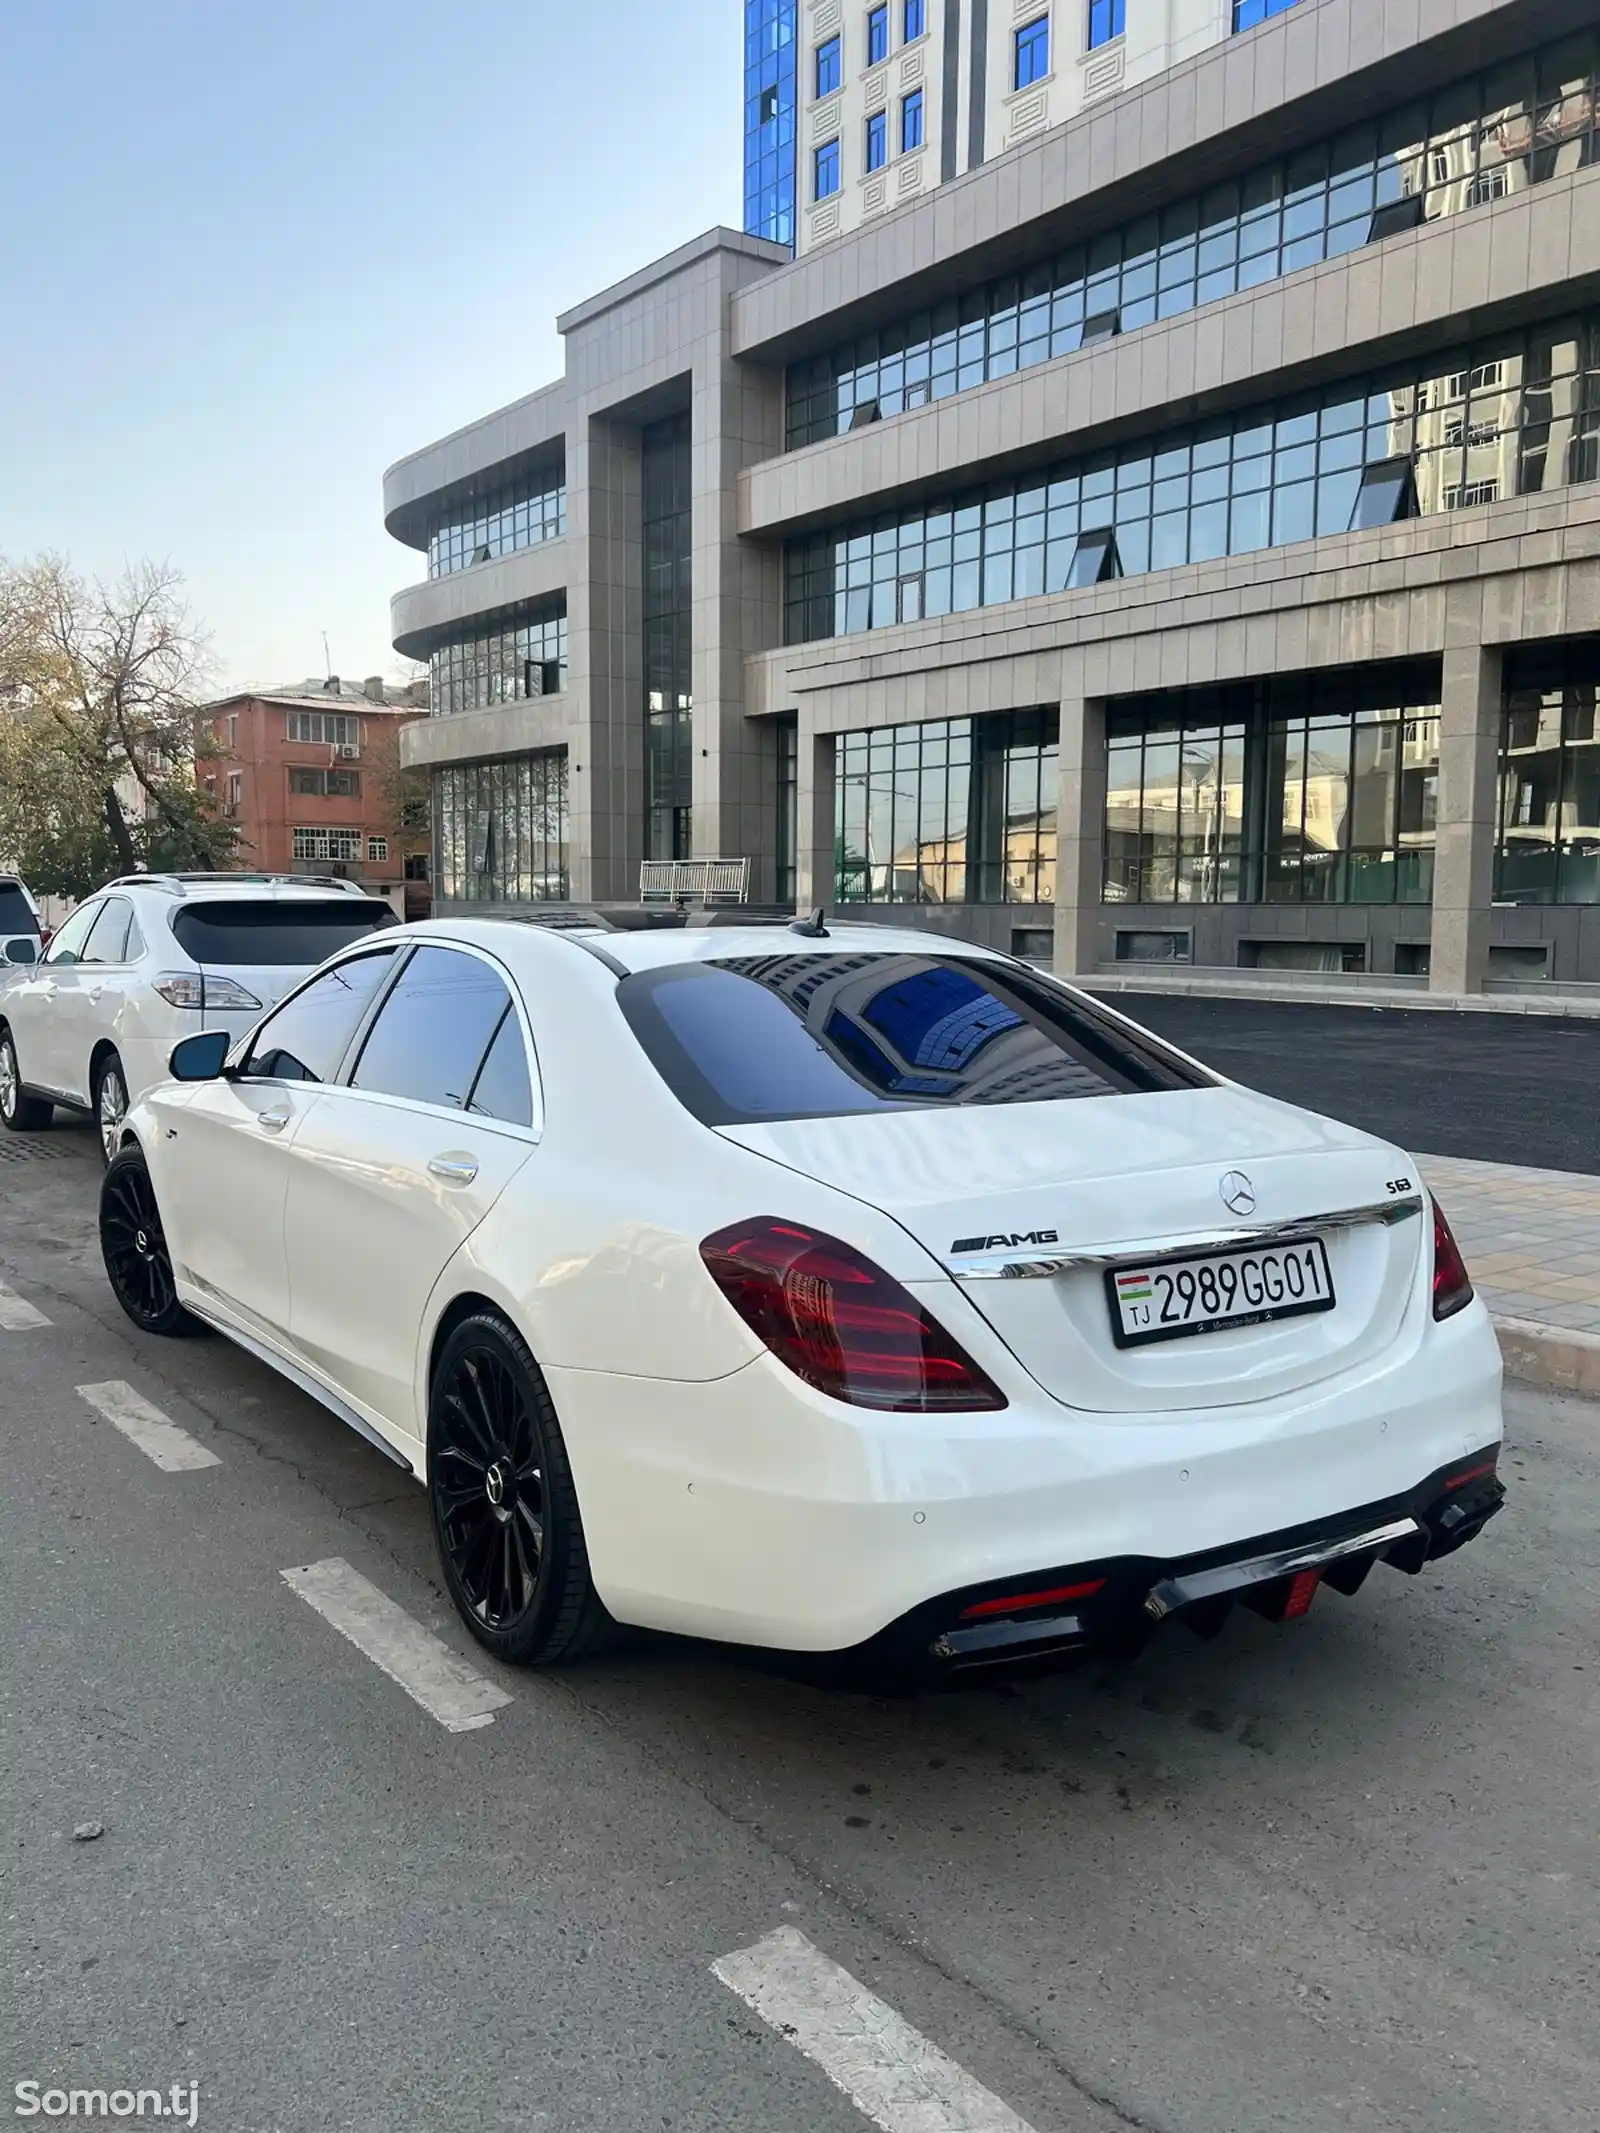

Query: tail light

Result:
[151,971,261,1012]
[699,1218,1007,1412]
[1431,1198,1474,1320]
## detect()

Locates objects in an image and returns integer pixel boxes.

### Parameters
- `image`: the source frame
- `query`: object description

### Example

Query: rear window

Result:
[617,952,1211,1126]
[0,885,38,937]
[171,898,395,967]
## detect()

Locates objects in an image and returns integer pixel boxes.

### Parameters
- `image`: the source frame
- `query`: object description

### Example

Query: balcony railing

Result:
[639,859,751,906]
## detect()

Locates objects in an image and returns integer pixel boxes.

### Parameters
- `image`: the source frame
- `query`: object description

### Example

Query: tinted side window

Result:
[464,1007,534,1127]
[0,885,38,936]
[43,903,103,966]
[243,951,398,1083]
[350,947,517,1113]
[81,898,133,964]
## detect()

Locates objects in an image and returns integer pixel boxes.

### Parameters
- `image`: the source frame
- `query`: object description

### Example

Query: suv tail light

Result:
[151,971,262,1012]
[699,1218,1007,1412]
[1431,1198,1474,1320]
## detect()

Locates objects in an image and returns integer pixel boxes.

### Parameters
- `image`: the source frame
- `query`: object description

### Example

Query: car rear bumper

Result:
[545,1298,1504,1652]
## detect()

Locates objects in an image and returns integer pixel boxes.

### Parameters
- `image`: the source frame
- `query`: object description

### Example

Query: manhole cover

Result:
[0,1135,79,1163]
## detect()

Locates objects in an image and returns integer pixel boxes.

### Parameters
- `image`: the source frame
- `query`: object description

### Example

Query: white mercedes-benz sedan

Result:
[98,917,1506,1675]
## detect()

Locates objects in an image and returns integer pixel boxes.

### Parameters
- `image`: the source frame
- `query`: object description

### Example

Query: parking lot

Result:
[1,1122,1594,2133]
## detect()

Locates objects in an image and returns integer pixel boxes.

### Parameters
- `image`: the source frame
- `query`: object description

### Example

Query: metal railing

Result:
[638,859,751,906]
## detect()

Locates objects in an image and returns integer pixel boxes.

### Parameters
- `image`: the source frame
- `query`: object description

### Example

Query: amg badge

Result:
[950,1229,1060,1253]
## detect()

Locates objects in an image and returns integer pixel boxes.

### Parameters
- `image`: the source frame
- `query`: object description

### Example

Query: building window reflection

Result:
[427,470,566,578]
[786,316,1600,644]
[835,710,1057,905]
[775,715,798,905]
[1498,642,1600,904]
[785,31,1600,446]
[430,604,567,716]
[434,751,568,905]
[1104,665,1441,908]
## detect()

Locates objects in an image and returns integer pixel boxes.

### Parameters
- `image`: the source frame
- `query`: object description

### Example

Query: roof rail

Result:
[97,871,374,899]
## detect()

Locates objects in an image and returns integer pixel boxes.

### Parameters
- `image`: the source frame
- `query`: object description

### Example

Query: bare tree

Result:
[0,555,238,896]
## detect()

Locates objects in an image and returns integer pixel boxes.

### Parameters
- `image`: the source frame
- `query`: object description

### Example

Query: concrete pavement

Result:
[0,1124,1596,2133]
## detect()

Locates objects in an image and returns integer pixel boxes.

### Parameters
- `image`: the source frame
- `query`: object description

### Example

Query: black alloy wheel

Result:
[99,1147,206,1338]
[428,1312,618,1666]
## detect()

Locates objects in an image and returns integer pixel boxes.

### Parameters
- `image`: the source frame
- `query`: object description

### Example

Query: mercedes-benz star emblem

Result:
[485,1462,507,1508]
[1220,1170,1257,1216]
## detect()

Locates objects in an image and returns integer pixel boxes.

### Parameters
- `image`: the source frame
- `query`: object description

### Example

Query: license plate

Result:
[1106,1236,1335,1348]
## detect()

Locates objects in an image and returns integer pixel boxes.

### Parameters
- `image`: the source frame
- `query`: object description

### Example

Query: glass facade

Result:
[744,0,797,252]
[435,752,569,904]
[836,710,1058,904]
[643,413,694,862]
[1104,665,1442,908]
[1234,0,1300,30]
[427,469,565,578]
[785,314,1600,644]
[785,31,1600,446]
[1088,0,1125,49]
[1498,641,1600,905]
[430,603,567,716]
[775,715,798,906]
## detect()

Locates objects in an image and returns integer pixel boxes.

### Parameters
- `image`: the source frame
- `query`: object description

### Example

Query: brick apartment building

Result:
[200,676,432,918]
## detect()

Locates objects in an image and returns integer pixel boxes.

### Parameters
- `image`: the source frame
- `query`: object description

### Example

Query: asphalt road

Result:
[2,1125,1596,2133]
[1095,994,1600,1176]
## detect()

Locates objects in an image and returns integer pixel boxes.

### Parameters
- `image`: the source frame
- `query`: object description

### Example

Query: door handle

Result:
[428,1153,479,1185]
[258,1108,291,1133]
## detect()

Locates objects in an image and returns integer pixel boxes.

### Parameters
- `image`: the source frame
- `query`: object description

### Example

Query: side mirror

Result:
[3,939,37,966]
[168,1029,232,1082]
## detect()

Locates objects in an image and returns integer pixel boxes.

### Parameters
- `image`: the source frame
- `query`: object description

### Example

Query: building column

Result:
[794,720,836,917]
[1430,645,1502,995]
[1052,696,1107,977]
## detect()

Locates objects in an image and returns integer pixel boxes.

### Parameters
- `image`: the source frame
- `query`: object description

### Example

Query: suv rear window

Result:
[171,899,395,966]
[616,952,1211,1126]
[0,885,38,936]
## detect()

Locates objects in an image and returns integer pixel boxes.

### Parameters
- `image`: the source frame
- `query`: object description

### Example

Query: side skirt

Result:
[181,1297,415,1475]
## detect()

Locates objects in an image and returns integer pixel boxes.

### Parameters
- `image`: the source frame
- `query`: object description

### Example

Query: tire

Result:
[427,1311,619,1667]
[0,1029,53,1133]
[92,1050,129,1168]
[99,1146,208,1338]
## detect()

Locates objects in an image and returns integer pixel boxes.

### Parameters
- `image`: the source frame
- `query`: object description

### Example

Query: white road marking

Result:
[0,1283,51,1330]
[713,1925,1039,2133]
[76,1380,221,1472]
[281,1558,512,1733]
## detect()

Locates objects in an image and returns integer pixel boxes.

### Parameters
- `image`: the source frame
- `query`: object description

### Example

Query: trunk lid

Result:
[718,1088,1424,1413]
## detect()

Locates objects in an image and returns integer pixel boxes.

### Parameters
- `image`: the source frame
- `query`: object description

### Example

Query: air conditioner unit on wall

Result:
[338,745,360,759]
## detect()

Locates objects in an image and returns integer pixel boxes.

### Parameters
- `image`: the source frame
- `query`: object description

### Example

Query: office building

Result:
[391,0,1600,990]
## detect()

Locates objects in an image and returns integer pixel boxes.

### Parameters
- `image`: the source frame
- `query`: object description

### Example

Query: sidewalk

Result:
[1419,1154,1600,1397]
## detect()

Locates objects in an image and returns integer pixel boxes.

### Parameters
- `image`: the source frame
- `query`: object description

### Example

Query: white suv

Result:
[0,875,43,968]
[0,874,397,1160]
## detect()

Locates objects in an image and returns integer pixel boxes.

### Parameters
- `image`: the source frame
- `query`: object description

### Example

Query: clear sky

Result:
[0,1,742,691]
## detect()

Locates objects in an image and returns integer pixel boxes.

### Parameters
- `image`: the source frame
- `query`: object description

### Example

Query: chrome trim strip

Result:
[948,1192,1424,1280]
[1142,1515,1422,1622]
[181,1297,414,1474]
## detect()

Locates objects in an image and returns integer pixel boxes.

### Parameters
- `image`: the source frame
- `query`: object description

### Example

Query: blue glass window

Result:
[866,108,888,171]
[904,0,925,39]
[785,31,1600,449]
[867,4,889,64]
[1088,0,1124,49]
[1234,0,1300,28]
[815,34,842,97]
[1015,16,1050,88]
[785,315,1600,646]
[744,0,796,252]
[901,87,924,152]
[814,137,841,199]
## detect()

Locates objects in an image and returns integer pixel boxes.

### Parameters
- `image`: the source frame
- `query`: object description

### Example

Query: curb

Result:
[1494,1316,1600,1399]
